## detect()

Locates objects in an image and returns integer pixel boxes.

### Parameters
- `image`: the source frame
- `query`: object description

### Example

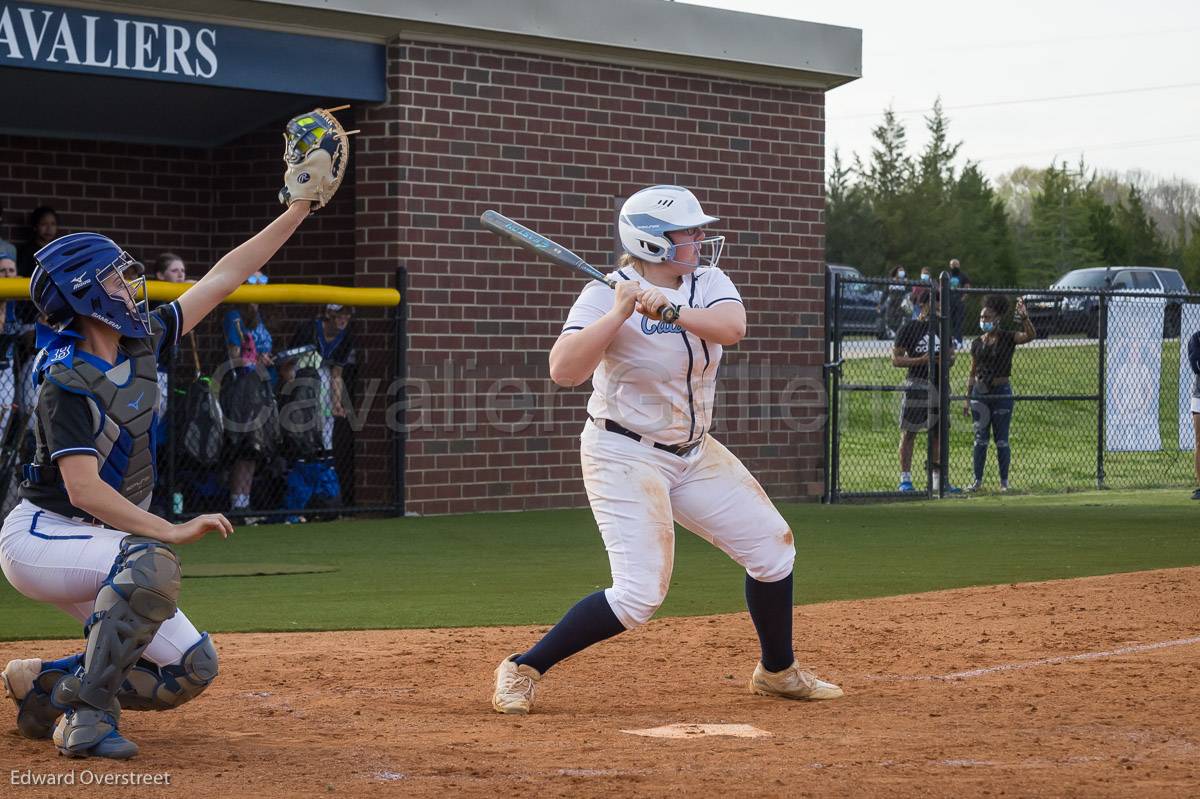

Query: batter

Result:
[492,185,842,714]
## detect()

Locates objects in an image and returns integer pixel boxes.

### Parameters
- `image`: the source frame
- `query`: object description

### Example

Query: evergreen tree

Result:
[949,164,1018,286]
[1180,214,1200,289]
[1114,186,1167,265]
[1082,191,1126,265]
[1020,162,1103,285]
[825,150,886,272]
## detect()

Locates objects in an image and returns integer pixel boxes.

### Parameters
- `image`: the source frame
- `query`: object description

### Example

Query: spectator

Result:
[279,304,359,518]
[150,253,190,515]
[0,256,19,513]
[16,206,57,278]
[910,267,932,318]
[1188,329,1200,500]
[881,264,909,338]
[893,286,958,493]
[0,200,16,262]
[291,304,357,452]
[963,296,1036,492]
[14,207,58,336]
[948,258,971,348]
[222,272,276,519]
[276,348,339,522]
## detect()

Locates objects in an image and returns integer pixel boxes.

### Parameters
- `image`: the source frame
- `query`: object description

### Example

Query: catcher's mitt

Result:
[279,105,355,211]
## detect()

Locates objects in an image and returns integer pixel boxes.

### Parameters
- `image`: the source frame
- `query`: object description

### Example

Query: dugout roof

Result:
[0,0,860,147]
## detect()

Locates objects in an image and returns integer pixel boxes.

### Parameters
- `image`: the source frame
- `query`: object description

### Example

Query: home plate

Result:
[620,723,771,739]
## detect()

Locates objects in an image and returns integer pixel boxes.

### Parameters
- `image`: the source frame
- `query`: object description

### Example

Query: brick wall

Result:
[1,39,830,518]
[356,41,827,516]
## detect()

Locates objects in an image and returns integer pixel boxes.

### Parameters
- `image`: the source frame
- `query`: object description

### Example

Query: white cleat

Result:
[492,654,541,715]
[749,661,844,701]
[2,658,40,706]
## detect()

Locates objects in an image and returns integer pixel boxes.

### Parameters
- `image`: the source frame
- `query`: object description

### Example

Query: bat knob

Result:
[660,303,681,324]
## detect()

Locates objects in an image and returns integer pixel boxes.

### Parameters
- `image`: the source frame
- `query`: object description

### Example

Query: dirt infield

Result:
[2,567,1198,798]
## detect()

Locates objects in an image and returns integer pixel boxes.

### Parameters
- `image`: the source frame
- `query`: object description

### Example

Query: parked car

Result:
[1022,266,1189,338]
[828,264,889,339]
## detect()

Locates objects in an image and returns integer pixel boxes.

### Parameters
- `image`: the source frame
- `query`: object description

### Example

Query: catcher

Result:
[0,108,350,759]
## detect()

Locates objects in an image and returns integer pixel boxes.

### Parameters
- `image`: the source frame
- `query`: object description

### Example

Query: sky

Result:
[679,0,1200,186]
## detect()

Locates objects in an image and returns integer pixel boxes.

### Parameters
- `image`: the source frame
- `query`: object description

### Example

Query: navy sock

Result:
[514,591,626,675]
[745,572,795,673]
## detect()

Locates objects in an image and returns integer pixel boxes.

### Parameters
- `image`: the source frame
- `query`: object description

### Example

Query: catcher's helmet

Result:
[617,185,724,268]
[30,233,151,338]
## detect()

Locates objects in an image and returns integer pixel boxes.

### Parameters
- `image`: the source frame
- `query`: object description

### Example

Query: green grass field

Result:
[3,490,1198,642]
[837,338,1196,493]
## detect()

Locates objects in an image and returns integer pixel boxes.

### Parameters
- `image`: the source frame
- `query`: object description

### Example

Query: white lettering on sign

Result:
[0,4,218,78]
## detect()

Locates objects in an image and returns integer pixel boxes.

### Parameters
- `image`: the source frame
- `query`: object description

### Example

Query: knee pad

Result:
[77,538,181,710]
[120,633,218,711]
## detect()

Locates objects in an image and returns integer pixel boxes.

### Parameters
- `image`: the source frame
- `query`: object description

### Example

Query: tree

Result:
[1180,214,1200,289]
[949,164,1018,286]
[825,150,886,272]
[1114,186,1167,265]
[1019,162,1103,285]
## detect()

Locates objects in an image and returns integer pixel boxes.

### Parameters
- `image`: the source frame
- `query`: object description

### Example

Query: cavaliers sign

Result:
[0,2,385,100]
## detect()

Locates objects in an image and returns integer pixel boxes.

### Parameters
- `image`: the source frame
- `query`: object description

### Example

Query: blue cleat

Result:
[898,480,916,492]
[53,708,139,760]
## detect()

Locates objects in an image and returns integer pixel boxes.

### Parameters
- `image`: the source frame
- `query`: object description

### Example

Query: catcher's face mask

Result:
[96,251,150,336]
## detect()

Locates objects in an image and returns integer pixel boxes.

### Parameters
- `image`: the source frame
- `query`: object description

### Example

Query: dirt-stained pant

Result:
[0,501,204,666]
[579,420,796,629]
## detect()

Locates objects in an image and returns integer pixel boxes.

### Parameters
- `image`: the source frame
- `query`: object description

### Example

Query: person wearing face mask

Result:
[910,268,932,319]
[894,286,958,493]
[947,258,971,348]
[881,264,909,337]
[963,295,1036,492]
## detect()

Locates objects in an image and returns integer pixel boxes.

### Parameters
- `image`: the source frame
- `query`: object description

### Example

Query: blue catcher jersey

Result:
[19,302,183,521]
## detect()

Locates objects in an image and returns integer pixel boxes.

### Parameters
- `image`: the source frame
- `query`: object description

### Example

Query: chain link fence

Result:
[825,272,1200,501]
[0,280,405,524]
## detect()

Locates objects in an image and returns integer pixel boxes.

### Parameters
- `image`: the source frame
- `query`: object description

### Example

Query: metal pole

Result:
[1096,291,1107,488]
[822,267,832,503]
[937,272,951,498]
[828,273,842,504]
[165,345,178,522]
[393,265,408,517]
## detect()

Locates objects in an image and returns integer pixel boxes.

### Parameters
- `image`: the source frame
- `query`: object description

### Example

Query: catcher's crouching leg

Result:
[53,537,181,759]
[119,633,218,710]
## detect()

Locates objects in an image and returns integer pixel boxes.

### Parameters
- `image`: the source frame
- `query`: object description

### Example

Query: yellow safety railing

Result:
[0,278,401,307]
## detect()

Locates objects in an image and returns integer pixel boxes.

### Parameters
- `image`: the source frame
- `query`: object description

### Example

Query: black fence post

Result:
[822,267,833,503]
[165,347,178,522]
[828,272,842,504]
[937,272,952,498]
[392,265,408,517]
[1096,290,1107,489]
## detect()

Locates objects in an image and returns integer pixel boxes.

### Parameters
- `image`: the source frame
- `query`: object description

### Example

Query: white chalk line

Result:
[868,635,1200,682]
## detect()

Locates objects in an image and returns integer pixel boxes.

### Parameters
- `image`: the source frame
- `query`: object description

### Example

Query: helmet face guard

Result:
[96,252,150,336]
[666,234,725,270]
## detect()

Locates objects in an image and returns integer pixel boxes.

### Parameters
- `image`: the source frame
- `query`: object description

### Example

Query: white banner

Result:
[1106,296,1166,452]
[1180,304,1200,450]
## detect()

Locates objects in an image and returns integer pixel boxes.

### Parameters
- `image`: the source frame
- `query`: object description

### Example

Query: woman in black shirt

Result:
[964,295,1036,491]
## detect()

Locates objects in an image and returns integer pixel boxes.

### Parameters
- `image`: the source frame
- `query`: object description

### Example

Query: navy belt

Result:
[590,416,701,457]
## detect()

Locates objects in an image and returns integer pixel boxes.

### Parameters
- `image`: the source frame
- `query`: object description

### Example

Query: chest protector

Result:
[36,338,160,509]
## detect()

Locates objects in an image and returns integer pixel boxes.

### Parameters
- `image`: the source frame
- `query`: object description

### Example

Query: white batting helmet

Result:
[618,185,724,268]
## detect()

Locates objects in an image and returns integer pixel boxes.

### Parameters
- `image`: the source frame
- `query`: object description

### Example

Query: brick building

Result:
[0,0,861,515]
